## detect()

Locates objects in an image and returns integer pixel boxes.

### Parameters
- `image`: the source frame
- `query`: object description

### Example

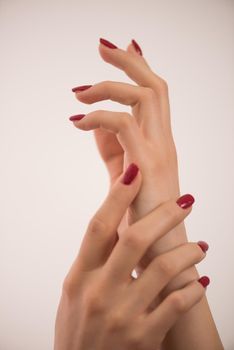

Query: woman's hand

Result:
[54,164,208,350]
[69,39,224,350]
[70,38,182,274]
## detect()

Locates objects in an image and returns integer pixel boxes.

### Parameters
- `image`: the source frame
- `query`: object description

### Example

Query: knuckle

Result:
[85,290,106,315]
[62,276,74,296]
[119,113,134,129]
[106,311,126,332]
[156,76,169,93]
[88,216,107,236]
[169,291,186,314]
[122,229,146,251]
[156,256,175,278]
[160,78,168,89]
[141,87,156,101]
[62,267,84,298]
[127,333,144,349]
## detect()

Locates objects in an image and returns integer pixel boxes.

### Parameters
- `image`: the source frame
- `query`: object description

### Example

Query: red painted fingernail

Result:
[197,241,209,253]
[198,276,210,288]
[72,85,92,93]
[176,194,195,209]
[122,163,139,185]
[69,114,86,121]
[132,39,143,56]
[100,38,118,49]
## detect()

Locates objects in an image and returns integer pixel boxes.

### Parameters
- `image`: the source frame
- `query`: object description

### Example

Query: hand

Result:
[54,164,208,350]
[70,38,182,275]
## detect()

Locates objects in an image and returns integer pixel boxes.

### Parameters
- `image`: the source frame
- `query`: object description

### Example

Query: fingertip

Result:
[99,37,118,49]
[176,194,195,210]
[69,114,86,122]
[121,163,139,185]
[131,39,143,56]
[126,42,137,54]
[197,241,209,253]
[198,276,210,289]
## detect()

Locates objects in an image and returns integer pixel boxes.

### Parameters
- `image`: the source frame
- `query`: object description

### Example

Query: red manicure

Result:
[197,241,209,253]
[69,114,86,121]
[198,276,210,288]
[99,38,118,49]
[132,39,143,56]
[72,85,92,93]
[176,194,195,209]
[122,163,139,185]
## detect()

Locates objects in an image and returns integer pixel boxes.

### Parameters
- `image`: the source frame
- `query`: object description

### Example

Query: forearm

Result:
[162,295,223,350]
[149,223,224,350]
[160,225,223,349]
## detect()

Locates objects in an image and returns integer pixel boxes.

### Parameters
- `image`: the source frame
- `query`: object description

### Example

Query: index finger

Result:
[74,163,142,271]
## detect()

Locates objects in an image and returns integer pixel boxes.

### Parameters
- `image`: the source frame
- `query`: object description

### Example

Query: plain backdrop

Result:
[0,0,233,349]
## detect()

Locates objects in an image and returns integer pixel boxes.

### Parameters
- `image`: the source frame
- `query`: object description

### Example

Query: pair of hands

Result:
[54,163,207,349]
[54,38,210,349]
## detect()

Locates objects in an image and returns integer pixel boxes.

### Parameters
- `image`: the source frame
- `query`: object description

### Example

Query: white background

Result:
[0,0,233,349]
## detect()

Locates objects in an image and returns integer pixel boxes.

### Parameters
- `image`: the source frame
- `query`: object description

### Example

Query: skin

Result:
[70,40,224,349]
[54,166,207,349]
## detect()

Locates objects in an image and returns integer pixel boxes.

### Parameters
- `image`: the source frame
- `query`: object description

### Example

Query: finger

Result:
[73,81,162,134]
[144,278,209,341]
[99,39,165,93]
[126,41,140,56]
[76,163,142,271]
[127,242,206,313]
[70,110,147,164]
[104,194,195,281]
[98,38,171,130]
[126,40,151,70]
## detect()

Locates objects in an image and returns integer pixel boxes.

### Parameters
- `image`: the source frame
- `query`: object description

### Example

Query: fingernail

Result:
[99,38,118,49]
[197,241,209,253]
[132,39,143,56]
[72,85,92,93]
[121,163,139,185]
[176,194,195,209]
[198,276,210,288]
[69,114,86,122]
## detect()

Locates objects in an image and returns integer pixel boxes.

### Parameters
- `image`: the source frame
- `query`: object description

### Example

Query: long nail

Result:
[99,38,118,49]
[121,163,139,185]
[197,241,209,253]
[176,194,195,209]
[69,114,86,122]
[132,39,143,56]
[198,276,210,288]
[72,85,92,93]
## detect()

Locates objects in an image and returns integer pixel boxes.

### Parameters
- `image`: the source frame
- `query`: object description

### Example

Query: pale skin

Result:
[55,39,224,348]
[54,165,207,349]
